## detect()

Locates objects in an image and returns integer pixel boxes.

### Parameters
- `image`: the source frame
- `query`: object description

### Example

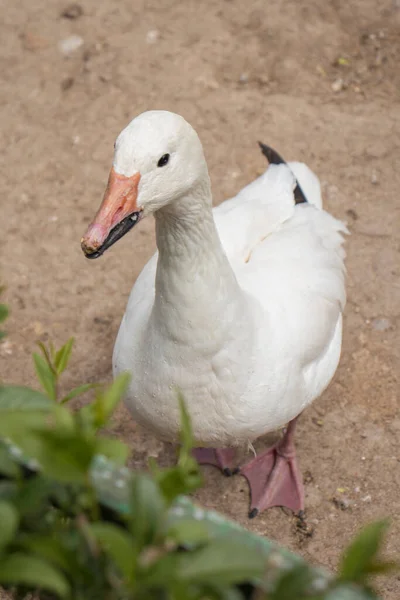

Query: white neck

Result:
[151,174,245,342]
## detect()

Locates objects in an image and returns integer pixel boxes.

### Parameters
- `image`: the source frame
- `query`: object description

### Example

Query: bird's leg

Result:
[192,447,238,477]
[240,417,304,518]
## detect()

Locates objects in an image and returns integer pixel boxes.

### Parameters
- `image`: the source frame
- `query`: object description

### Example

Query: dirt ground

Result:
[1,0,400,597]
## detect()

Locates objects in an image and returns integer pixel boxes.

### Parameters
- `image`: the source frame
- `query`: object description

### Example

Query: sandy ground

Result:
[1,0,400,597]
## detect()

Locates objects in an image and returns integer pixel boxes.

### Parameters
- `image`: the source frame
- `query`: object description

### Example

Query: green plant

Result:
[0,298,396,599]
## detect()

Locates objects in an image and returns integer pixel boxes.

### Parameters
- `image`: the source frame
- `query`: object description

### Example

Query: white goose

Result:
[82,111,347,517]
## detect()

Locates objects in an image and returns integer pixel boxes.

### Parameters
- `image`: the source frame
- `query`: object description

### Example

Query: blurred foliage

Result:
[0,295,396,599]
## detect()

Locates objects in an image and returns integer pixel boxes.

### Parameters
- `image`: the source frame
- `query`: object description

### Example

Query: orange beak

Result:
[81,168,142,259]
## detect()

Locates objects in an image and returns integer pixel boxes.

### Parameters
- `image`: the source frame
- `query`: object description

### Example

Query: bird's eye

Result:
[157,153,170,167]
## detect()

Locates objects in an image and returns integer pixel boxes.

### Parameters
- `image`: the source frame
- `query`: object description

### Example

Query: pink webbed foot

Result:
[192,447,239,477]
[240,418,305,518]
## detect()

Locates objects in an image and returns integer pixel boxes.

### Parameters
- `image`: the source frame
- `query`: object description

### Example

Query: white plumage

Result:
[104,111,347,448]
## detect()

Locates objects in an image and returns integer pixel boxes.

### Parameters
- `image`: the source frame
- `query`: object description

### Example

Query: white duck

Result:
[82,110,347,517]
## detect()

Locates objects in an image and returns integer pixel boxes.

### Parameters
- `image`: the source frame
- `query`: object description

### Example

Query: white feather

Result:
[110,111,348,447]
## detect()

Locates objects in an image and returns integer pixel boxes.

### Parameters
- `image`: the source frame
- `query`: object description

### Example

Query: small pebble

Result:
[61,3,83,19]
[371,317,391,331]
[146,29,160,44]
[0,340,13,356]
[346,208,358,220]
[331,78,345,93]
[59,35,84,56]
[239,73,249,84]
[332,495,352,510]
[22,31,49,51]
[196,75,219,90]
[61,76,74,91]
[371,171,379,184]
[362,494,372,502]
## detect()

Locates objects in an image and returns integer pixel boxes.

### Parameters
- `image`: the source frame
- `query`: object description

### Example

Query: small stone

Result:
[255,73,269,86]
[59,35,84,56]
[362,494,372,502]
[365,142,387,158]
[346,208,358,220]
[304,470,314,484]
[0,340,14,356]
[332,495,352,510]
[327,184,339,198]
[371,171,379,184]
[61,76,74,90]
[196,75,219,90]
[331,78,345,93]
[22,31,49,51]
[239,72,249,84]
[296,512,314,537]
[146,29,160,44]
[61,3,83,19]
[371,317,392,331]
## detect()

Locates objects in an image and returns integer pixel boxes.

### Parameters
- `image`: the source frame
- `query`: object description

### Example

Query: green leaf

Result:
[53,403,75,431]
[140,553,180,588]
[339,520,391,584]
[95,372,130,426]
[0,500,19,552]
[0,481,18,501]
[33,352,57,401]
[90,522,134,580]
[129,474,166,549]
[37,341,56,374]
[0,552,70,598]
[156,463,202,505]
[0,446,21,478]
[61,382,98,404]
[0,412,49,445]
[0,385,52,411]
[166,519,210,546]
[20,535,72,571]
[13,476,53,517]
[177,539,266,586]
[54,338,74,375]
[27,430,95,484]
[268,564,315,600]
[218,588,247,600]
[325,585,378,600]
[177,391,193,459]
[0,304,9,323]
[95,437,130,465]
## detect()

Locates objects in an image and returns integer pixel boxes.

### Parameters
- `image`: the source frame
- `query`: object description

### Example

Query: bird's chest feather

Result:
[114,304,256,443]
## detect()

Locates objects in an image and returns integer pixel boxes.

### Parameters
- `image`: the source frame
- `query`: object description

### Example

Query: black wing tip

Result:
[258,141,285,166]
[258,141,308,205]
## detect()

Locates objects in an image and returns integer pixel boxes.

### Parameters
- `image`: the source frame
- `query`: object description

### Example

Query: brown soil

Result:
[1,0,400,598]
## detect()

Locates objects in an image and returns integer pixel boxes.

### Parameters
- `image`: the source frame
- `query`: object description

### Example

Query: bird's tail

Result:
[258,142,308,205]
